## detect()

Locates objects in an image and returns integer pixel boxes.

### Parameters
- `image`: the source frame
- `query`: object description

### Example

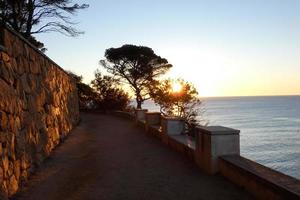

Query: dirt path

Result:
[12,113,251,200]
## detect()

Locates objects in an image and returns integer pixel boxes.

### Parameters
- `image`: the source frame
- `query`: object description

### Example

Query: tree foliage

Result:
[67,71,96,109]
[0,0,88,49]
[91,70,130,111]
[150,79,206,133]
[100,44,172,109]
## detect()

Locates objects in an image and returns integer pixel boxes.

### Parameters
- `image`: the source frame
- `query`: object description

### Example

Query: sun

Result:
[171,82,182,93]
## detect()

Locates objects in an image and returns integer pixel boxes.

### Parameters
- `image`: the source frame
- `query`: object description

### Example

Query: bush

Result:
[91,70,130,111]
[150,79,207,134]
[68,71,96,110]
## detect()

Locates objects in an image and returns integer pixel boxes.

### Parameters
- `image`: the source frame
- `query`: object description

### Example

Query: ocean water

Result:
[139,96,300,180]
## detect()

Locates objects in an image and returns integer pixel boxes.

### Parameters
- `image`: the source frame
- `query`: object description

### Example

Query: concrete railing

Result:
[135,110,240,173]
[195,126,240,174]
[219,155,300,199]
[145,112,161,132]
[135,109,148,121]
[113,109,300,199]
[161,116,185,144]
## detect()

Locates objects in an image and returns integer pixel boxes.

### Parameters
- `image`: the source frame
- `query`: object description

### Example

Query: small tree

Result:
[100,44,172,109]
[91,70,130,111]
[150,79,206,133]
[68,71,96,109]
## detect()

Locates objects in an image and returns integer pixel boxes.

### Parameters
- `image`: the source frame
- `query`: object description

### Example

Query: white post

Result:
[135,109,148,123]
[161,116,185,144]
[145,112,161,132]
[195,126,240,174]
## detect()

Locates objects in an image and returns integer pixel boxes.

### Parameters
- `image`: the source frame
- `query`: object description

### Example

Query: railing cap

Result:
[146,112,161,115]
[196,126,240,135]
[135,109,148,112]
[161,115,185,121]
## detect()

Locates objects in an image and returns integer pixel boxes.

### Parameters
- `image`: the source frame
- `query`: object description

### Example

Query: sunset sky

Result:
[36,0,300,97]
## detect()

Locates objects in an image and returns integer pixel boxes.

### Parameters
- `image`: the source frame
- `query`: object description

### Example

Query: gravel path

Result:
[12,113,251,200]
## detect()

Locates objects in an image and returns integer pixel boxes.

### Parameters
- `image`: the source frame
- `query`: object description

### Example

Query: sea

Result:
[138,96,300,180]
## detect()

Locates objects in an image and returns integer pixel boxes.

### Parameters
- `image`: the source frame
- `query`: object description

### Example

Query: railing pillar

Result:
[161,116,185,144]
[195,126,240,174]
[135,109,148,123]
[145,112,161,132]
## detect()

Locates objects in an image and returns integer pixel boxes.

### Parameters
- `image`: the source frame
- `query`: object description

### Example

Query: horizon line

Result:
[201,94,300,98]
[129,94,300,102]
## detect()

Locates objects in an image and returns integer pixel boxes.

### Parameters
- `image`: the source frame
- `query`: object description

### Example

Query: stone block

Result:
[161,116,184,136]
[135,109,148,123]
[161,116,185,144]
[0,111,8,131]
[20,74,31,93]
[195,126,240,174]
[2,156,9,173]
[1,52,9,63]
[0,167,3,181]
[7,175,18,196]
[145,112,161,132]
[29,61,40,74]
[0,64,11,84]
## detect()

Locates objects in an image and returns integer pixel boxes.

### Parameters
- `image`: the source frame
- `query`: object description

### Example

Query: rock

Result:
[30,61,40,74]
[7,175,18,196]
[28,74,37,91]
[0,111,8,131]
[8,115,16,133]
[20,169,29,182]
[0,64,10,84]
[7,162,14,177]
[2,156,9,172]
[15,57,24,75]
[20,155,30,170]
[23,57,30,73]
[20,74,31,93]
[13,160,20,181]
[27,94,38,113]
[0,167,3,181]
[1,52,10,63]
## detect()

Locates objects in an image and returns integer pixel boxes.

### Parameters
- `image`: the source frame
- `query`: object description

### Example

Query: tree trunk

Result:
[11,1,20,32]
[135,89,143,109]
[136,98,142,109]
[25,0,34,38]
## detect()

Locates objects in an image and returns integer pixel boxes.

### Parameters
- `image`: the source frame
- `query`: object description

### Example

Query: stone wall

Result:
[0,26,79,198]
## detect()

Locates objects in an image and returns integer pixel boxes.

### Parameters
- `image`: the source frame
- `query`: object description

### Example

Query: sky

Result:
[36,0,300,97]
